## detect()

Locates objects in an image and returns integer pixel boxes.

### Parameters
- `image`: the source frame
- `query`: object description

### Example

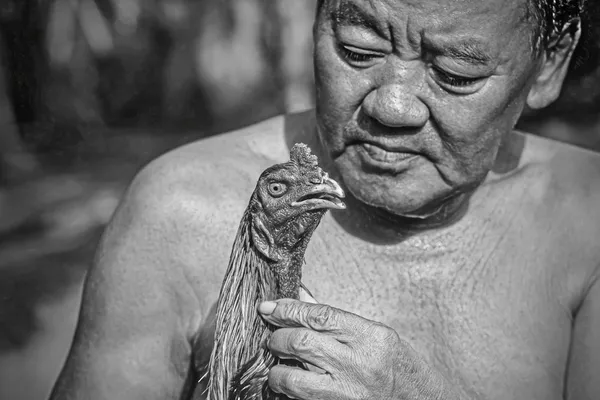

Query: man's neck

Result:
[331,184,473,244]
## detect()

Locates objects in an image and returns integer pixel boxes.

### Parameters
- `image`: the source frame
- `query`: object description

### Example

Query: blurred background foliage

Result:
[0,1,598,399]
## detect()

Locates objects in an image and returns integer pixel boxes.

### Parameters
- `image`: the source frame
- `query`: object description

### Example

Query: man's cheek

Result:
[441,129,503,183]
[317,68,357,107]
[430,93,510,151]
[315,44,369,107]
[451,81,520,128]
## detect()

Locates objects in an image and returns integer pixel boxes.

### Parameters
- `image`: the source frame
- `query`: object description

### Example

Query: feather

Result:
[198,143,345,400]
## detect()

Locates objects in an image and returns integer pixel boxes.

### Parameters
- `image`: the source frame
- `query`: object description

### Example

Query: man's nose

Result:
[362,84,429,128]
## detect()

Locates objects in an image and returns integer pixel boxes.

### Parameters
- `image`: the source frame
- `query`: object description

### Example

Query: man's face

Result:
[313,0,540,217]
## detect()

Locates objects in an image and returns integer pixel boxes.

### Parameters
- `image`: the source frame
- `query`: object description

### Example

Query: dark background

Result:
[0,1,598,399]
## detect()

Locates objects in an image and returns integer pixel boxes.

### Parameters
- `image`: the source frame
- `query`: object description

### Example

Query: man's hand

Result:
[258,296,463,400]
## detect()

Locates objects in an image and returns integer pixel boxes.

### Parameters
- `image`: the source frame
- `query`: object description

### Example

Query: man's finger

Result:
[267,327,347,371]
[258,299,368,339]
[268,364,332,400]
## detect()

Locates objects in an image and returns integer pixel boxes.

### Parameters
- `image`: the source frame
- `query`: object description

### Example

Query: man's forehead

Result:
[329,0,379,29]
[325,0,530,32]
[324,0,531,62]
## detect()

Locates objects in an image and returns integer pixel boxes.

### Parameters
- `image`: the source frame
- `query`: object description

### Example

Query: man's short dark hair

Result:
[531,0,587,49]
[315,0,588,49]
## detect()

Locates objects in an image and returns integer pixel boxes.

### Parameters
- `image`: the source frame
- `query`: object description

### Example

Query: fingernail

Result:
[258,301,277,315]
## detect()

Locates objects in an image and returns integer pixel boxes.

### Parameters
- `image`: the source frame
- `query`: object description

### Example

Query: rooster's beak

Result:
[291,174,346,210]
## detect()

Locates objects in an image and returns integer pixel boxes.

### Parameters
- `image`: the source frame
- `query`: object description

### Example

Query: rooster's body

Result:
[201,143,345,400]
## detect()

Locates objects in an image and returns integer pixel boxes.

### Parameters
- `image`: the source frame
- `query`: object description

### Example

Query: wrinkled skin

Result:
[313,0,567,220]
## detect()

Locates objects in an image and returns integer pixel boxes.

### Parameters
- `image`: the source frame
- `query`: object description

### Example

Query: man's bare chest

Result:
[298,215,575,398]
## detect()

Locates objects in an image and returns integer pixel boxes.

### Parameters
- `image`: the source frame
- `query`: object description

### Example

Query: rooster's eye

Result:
[268,182,287,197]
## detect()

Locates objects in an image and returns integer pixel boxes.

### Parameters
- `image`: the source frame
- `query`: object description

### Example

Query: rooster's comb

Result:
[290,143,318,169]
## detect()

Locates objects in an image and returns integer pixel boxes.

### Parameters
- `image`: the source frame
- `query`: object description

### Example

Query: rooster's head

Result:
[248,143,345,262]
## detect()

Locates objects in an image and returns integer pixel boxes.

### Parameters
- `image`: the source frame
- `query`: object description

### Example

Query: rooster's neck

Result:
[269,244,306,300]
[267,211,324,300]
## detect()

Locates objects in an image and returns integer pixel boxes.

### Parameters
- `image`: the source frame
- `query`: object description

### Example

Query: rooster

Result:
[201,143,345,400]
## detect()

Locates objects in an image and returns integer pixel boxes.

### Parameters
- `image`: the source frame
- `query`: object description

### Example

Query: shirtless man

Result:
[49,0,599,399]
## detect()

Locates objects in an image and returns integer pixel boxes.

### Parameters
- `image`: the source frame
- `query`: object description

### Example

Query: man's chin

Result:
[359,191,438,219]
[342,175,434,216]
[335,160,459,221]
[346,183,470,230]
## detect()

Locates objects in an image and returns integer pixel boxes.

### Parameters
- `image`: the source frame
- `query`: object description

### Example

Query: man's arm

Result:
[565,268,600,400]
[49,161,207,400]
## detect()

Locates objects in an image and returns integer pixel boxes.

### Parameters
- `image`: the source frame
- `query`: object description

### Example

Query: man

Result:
[50,0,599,399]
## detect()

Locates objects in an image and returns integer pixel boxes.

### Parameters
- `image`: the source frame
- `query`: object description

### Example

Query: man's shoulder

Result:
[489,132,600,248]
[159,114,286,175]
[136,113,297,207]
[516,132,600,251]
[521,132,600,196]
[144,110,314,193]
[517,132,600,304]
[118,111,314,298]
[490,131,600,208]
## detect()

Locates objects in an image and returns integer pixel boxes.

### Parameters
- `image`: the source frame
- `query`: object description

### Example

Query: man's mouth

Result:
[359,142,418,163]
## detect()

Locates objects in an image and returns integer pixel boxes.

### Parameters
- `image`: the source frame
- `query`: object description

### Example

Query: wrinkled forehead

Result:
[319,0,534,51]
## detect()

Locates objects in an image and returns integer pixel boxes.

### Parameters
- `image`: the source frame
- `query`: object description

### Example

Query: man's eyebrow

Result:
[330,1,381,33]
[442,41,493,65]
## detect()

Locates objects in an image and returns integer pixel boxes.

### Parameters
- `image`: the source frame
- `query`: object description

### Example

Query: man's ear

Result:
[527,19,582,110]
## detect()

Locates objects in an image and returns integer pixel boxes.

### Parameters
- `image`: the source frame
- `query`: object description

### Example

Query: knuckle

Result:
[288,329,313,354]
[370,322,399,345]
[283,301,304,323]
[364,361,395,390]
[363,323,402,371]
[308,305,336,330]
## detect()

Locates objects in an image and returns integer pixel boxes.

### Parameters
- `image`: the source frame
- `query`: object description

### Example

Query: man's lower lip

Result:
[356,143,418,165]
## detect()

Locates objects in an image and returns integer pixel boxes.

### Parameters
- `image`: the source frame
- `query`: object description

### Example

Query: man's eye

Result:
[432,67,485,91]
[339,45,382,66]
